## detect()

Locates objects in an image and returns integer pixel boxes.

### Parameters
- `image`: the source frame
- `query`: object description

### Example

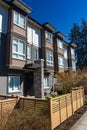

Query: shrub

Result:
[54,69,86,94]
[0,109,51,130]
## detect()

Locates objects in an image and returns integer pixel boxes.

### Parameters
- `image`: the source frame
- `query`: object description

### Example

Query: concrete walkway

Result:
[70,111,87,130]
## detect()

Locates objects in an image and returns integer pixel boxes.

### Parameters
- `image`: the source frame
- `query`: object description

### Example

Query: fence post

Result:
[48,98,53,130]
[82,87,85,105]
[1,101,3,119]
[65,96,68,119]
[71,91,74,115]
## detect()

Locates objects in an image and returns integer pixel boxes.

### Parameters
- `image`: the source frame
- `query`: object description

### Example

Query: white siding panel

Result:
[33,27,41,47]
[64,46,68,59]
[27,24,41,47]
[0,15,2,32]
[0,6,8,33]
[27,25,33,44]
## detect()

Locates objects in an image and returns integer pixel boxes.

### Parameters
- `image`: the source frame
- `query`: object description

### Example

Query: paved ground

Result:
[70,111,87,130]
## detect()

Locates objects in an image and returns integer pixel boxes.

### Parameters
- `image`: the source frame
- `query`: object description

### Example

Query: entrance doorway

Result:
[24,71,34,96]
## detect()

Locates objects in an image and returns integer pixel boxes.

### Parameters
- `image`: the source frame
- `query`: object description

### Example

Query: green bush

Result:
[85,97,87,105]
[45,93,57,99]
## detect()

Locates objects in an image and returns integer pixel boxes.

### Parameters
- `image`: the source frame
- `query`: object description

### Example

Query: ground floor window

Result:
[44,76,49,89]
[8,76,20,93]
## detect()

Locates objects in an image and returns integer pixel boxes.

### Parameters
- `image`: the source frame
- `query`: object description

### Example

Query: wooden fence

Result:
[0,98,17,119]
[0,87,84,130]
[49,87,84,130]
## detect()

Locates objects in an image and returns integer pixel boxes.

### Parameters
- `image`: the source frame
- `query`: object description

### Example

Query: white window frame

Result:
[8,76,21,93]
[58,56,64,68]
[12,37,25,60]
[45,31,52,43]
[13,11,26,29]
[27,45,31,59]
[44,76,49,89]
[57,39,63,49]
[46,50,53,66]
[34,47,39,60]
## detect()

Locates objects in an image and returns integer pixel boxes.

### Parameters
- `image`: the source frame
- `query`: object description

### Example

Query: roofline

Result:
[55,31,66,39]
[13,0,32,14]
[28,16,42,29]
[69,42,77,48]
[43,22,55,32]
[63,40,69,46]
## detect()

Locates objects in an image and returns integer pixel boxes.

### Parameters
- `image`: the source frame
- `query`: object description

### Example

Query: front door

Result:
[24,72,34,96]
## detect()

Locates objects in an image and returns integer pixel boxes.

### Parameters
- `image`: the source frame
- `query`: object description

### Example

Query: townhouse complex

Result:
[0,0,76,98]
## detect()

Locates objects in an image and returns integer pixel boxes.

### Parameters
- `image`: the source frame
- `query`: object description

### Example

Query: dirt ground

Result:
[55,105,87,130]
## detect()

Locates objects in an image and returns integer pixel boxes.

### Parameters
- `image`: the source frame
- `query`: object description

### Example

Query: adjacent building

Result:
[0,0,76,98]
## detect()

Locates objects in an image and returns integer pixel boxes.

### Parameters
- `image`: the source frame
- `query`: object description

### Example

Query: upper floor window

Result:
[57,39,63,49]
[46,50,53,66]
[71,48,75,56]
[34,47,39,60]
[27,46,31,59]
[14,11,26,28]
[8,76,20,93]
[45,31,52,43]
[12,38,25,60]
[58,56,64,68]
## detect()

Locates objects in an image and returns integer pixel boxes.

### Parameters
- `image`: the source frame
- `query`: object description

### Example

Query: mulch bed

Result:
[55,105,87,130]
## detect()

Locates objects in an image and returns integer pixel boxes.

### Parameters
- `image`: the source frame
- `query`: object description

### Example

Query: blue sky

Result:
[23,0,87,41]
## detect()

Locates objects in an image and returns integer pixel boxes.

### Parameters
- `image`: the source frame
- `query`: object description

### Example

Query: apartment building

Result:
[68,43,76,71]
[0,0,76,97]
[54,32,76,73]
[42,22,55,94]
[0,0,31,96]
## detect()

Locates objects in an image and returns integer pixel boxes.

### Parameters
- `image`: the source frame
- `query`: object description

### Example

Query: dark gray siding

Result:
[0,33,7,67]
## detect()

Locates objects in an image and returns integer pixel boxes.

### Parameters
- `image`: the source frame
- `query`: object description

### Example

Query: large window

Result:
[45,31,52,43]
[34,47,39,60]
[57,39,63,49]
[14,11,26,28]
[44,76,49,89]
[8,76,20,93]
[12,38,25,60]
[46,50,53,66]
[27,46,31,59]
[58,56,64,68]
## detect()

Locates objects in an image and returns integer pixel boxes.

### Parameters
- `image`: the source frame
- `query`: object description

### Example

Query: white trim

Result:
[58,56,64,68]
[57,39,63,49]
[45,31,52,43]
[8,76,21,93]
[44,76,50,89]
[12,37,26,60]
[13,10,26,29]
[46,50,53,66]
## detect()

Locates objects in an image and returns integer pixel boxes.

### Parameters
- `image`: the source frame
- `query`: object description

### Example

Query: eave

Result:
[43,22,55,32]
[55,32,66,39]
[13,0,32,14]
[28,16,42,29]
